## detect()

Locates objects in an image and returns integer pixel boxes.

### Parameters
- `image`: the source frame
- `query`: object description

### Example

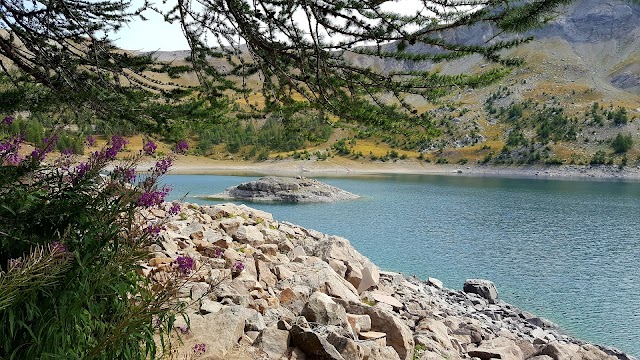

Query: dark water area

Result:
[164,173,640,356]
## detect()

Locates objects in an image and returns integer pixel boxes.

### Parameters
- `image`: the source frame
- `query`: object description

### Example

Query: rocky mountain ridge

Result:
[142,202,635,360]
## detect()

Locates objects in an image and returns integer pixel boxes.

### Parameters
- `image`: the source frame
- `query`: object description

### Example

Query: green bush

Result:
[590,150,607,165]
[611,133,633,153]
[0,128,181,359]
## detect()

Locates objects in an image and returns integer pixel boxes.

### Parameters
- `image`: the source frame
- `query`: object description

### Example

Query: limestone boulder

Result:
[467,336,523,360]
[172,307,245,360]
[255,259,278,289]
[463,279,498,304]
[278,261,360,303]
[234,225,265,245]
[327,331,364,360]
[341,301,415,360]
[301,292,347,326]
[357,262,380,294]
[360,342,402,360]
[347,313,372,334]
[290,325,345,360]
[254,327,290,359]
[415,318,453,349]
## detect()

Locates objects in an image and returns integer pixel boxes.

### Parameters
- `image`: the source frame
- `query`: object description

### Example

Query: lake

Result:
[163,173,640,356]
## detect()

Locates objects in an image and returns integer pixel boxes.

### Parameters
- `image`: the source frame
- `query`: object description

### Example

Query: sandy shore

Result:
[166,156,640,181]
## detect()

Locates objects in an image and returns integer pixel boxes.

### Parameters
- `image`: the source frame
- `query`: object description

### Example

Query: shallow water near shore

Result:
[164,173,640,356]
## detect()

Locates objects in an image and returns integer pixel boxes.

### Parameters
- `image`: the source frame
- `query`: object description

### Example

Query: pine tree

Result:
[1,0,574,122]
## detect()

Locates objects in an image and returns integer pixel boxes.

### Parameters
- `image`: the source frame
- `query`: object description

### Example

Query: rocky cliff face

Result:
[142,202,634,360]
[530,0,640,43]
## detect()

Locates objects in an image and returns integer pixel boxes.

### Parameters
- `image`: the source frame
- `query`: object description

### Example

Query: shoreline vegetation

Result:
[166,156,640,181]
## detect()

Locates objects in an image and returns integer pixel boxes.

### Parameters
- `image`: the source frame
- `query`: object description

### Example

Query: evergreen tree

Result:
[1,0,574,122]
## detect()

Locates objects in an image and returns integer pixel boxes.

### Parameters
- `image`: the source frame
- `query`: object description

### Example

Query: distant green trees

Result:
[612,133,633,153]
[194,110,333,156]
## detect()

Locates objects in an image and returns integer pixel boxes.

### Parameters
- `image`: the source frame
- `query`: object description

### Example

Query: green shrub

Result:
[590,150,607,165]
[611,133,633,153]
[0,129,181,359]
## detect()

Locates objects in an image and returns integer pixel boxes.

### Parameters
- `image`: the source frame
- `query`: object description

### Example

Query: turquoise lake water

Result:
[163,173,640,356]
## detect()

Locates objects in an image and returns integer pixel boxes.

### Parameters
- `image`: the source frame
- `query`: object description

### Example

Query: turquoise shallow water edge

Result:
[164,173,640,356]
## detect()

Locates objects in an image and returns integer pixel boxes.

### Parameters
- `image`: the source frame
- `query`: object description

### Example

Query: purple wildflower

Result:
[4,152,22,166]
[143,141,157,155]
[1,136,23,165]
[136,187,170,208]
[102,135,128,160]
[168,202,181,215]
[113,166,136,183]
[30,134,58,161]
[231,260,244,275]
[175,140,189,154]
[176,324,190,335]
[193,343,207,354]
[86,136,97,147]
[175,255,194,275]
[144,224,164,236]
[49,241,70,259]
[61,149,74,156]
[2,116,14,126]
[74,162,91,182]
[214,248,223,259]
[110,135,127,150]
[154,157,173,175]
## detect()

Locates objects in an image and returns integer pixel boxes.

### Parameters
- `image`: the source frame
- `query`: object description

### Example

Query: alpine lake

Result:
[163,172,640,357]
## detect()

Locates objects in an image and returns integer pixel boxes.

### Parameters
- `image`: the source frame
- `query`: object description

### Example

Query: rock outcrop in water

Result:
[203,176,360,203]
[142,202,635,360]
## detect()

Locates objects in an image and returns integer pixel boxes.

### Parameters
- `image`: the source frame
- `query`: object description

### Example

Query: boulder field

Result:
[142,202,634,360]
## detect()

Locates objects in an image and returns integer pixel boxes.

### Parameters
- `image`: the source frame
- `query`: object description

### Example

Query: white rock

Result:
[358,262,380,294]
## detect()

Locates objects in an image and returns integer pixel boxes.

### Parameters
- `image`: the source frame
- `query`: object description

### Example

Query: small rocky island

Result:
[203,176,360,203]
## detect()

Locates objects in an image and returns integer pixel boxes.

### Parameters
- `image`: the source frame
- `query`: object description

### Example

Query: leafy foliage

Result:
[611,133,633,153]
[2,0,572,124]
[0,127,182,359]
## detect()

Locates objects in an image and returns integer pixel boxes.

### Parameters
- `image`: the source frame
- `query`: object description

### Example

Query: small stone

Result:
[360,331,387,347]
[200,299,223,314]
[149,257,173,267]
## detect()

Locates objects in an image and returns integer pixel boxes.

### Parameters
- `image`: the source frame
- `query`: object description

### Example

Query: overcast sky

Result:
[112,0,429,51]
[113,1,190,51]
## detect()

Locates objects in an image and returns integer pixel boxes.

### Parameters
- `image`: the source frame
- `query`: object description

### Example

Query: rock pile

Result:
[142,202,634,360]
[202,176,361,203]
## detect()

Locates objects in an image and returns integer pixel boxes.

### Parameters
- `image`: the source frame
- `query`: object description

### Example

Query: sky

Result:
[112,0,429,51]
[113,1,190,51]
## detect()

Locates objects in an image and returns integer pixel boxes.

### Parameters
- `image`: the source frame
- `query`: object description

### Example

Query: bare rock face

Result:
[203,176,360,203]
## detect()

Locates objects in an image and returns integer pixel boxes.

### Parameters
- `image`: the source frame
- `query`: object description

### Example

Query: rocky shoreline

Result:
[201,176,361,203]
[142,202,635,360]
[165,157,640,181]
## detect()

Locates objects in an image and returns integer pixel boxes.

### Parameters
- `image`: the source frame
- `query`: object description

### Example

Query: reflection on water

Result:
[164,173,640,356]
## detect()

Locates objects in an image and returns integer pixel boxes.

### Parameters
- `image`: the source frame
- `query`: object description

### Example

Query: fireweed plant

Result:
[0,126,192,359]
